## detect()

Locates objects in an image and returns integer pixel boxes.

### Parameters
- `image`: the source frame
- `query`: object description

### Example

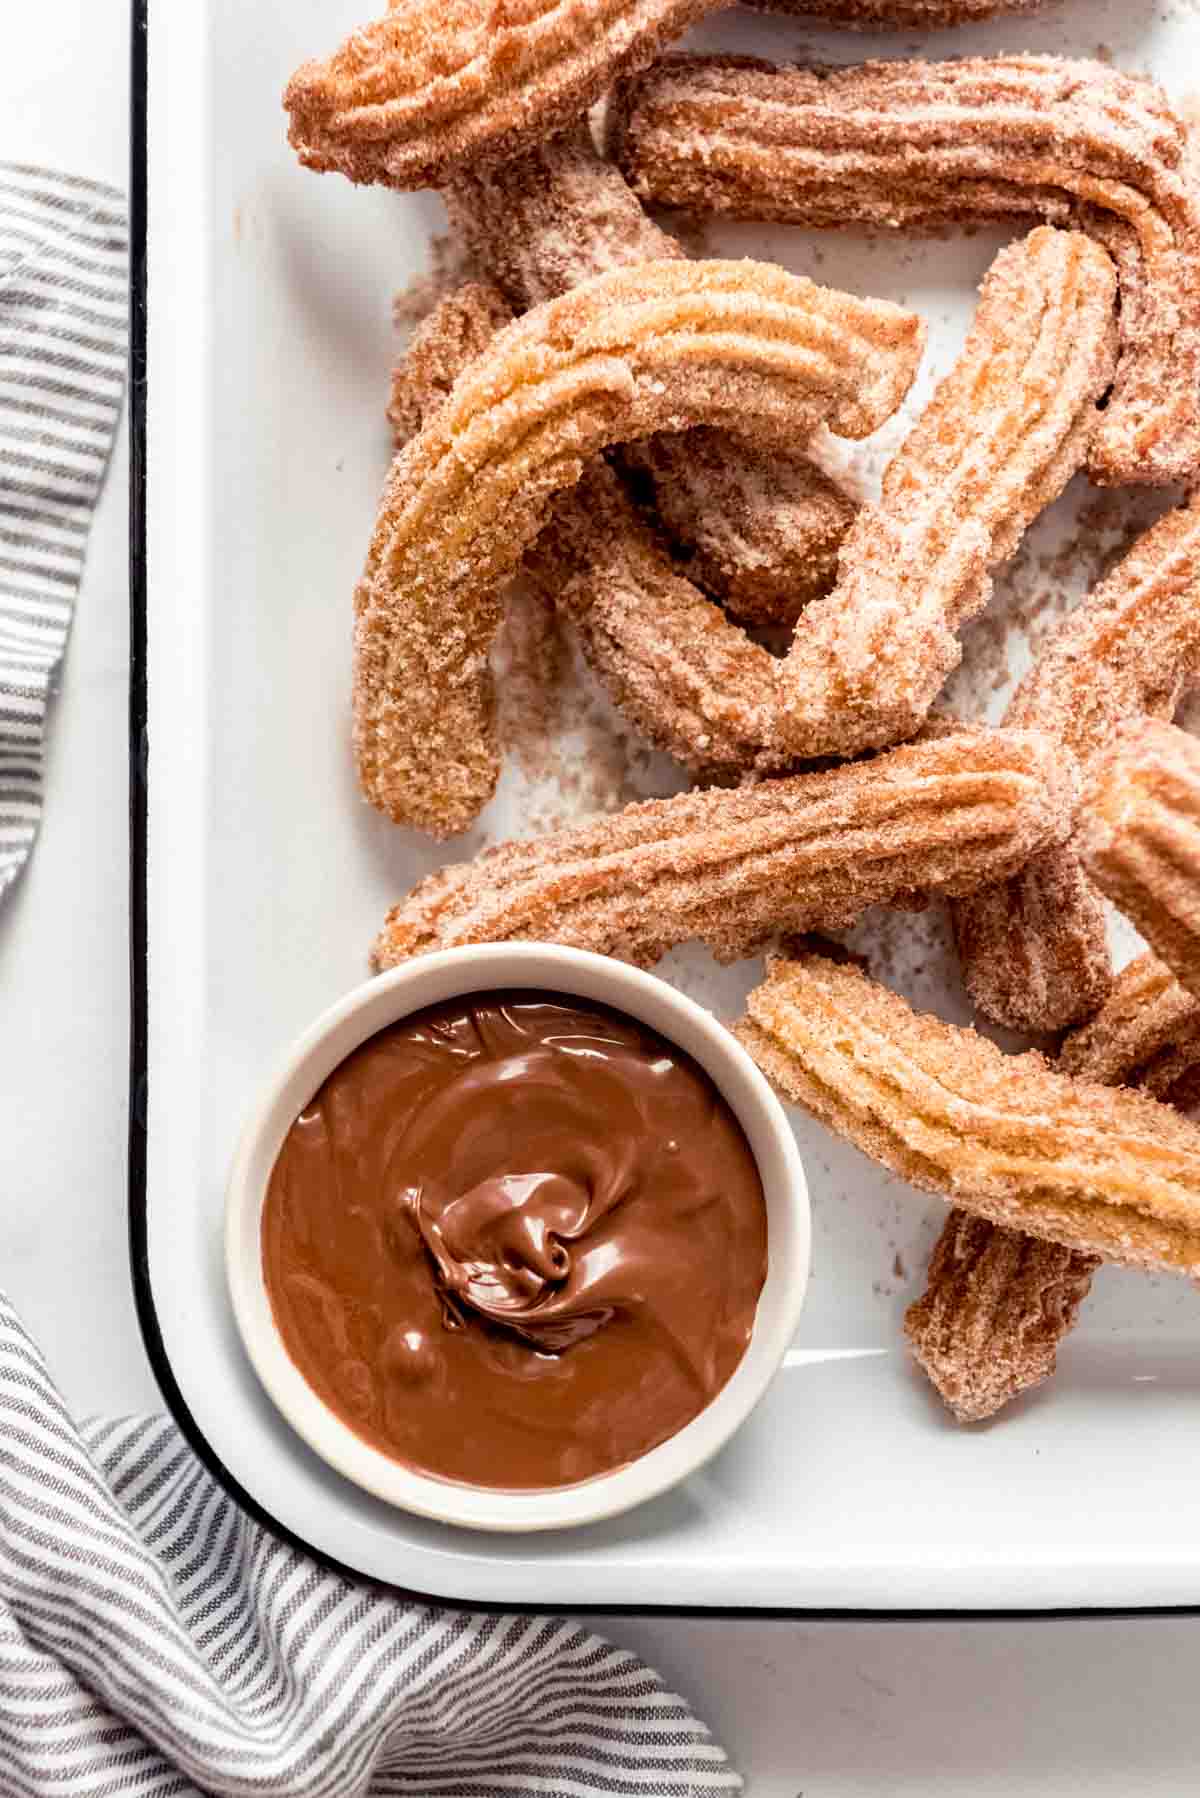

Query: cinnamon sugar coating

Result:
[284,0,717,191]
[954,492,1200,1033]
[444,126,857,626]
[612,53,1200,486]
[442,124,678,311]
[355,258,923,834]
[1061,951,1200,1103]
[920,901,1200,1423]
[373,726,1077,968]
[621,429,856,626]
[390,285,835,780]
[952,845,1113,1039]
[773,228,1116,760]
[387,279,512,445]
[526,461,792,777]
[904,1214,1098,1424]
[1081,720,1200,999]
[736,948,1200,1277]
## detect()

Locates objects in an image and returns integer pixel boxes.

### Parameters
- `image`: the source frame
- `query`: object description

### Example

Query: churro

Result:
[620,430,856,627]
[393,283,788,776]
[355,258,923,834]
[1080,720,1200,997]
[387,278,512,446]
[736,948,1200,1276]
[952,846,1113,1038]
[613,53,1200,486]
[373,726,1076,968]
[284,0,718,192]
[442,124,677,313]
[444,125,857,626]
[526,462,792,777]
[390,284,811,779]
[1061,951,1200,1103]
[917,897,1200,1422]
[954,493,1200,1032]
[903,1213,1099,1424]
[773,228,1116,760]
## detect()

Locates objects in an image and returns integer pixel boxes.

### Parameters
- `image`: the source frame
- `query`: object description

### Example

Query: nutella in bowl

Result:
[226,944,809,1532]
[262,991,768,1491]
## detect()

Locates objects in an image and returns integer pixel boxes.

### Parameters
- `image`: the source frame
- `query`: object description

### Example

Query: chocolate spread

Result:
[262,990,767,1490]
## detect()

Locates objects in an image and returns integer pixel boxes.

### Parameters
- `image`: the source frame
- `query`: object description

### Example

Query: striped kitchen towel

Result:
[0,164,127,902]
[0,1290,741,1796]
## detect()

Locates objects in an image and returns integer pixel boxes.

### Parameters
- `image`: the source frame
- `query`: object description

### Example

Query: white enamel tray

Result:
[134,0,1200,1610]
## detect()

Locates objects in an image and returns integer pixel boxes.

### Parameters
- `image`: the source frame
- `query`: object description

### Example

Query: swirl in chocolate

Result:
[262,991,767,1490]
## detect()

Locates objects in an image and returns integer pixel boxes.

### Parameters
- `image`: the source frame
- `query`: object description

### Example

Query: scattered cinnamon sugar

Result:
[490,589,684,841]
[840,904,970,1022]
[492,581,570,779]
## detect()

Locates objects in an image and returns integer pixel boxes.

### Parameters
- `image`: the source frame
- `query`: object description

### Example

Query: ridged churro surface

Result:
[373,727,1076,967]
[621,429,856,626]
[1081,720,1200,999]
[774,228,1116,760]
[1061,951,1200,1102]
[355,258,923,834]
[954,493,1200,1032]
[613,53,1200,485]
[285,0,717,190]
[391,283,835,779]
[445,126,857,625]
[387,279,512,445]
[904,1214,1099,1423]
[737,949,1200,1276]
[526,461,791,777]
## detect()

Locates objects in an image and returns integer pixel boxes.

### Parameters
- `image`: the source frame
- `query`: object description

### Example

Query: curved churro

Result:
[1080,720,1200,998]
[1061,951,1200,1103]
[773,228,1116,760]
[736,948,1200,1277]
[393,283,786,777]
[373,726,1077,968]
[903,1214,1099,1424]
[613,53,1200,486]
[355,258,923,834]
[444,126,857,627]
[284,0,717,192]
[390,283,814,779]
[954,493,1200,1033]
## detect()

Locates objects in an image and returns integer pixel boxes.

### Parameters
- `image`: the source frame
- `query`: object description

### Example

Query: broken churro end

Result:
[904,1214,1099,1424]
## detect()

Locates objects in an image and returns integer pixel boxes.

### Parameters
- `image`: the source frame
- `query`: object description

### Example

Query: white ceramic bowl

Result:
[225,943,809,1532]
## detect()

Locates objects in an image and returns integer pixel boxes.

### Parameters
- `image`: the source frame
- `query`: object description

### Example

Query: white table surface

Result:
[2,5,1199,1793]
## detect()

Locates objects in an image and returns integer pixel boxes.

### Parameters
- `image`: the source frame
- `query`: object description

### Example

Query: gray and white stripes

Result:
[0,1291,740,1795]
[0,163,126,901]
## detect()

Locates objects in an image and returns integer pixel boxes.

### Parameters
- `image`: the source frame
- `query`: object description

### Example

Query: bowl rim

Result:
[224,942,811,1533]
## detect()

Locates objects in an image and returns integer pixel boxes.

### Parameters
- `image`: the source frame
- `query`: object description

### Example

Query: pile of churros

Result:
[284,0,1200,1424]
